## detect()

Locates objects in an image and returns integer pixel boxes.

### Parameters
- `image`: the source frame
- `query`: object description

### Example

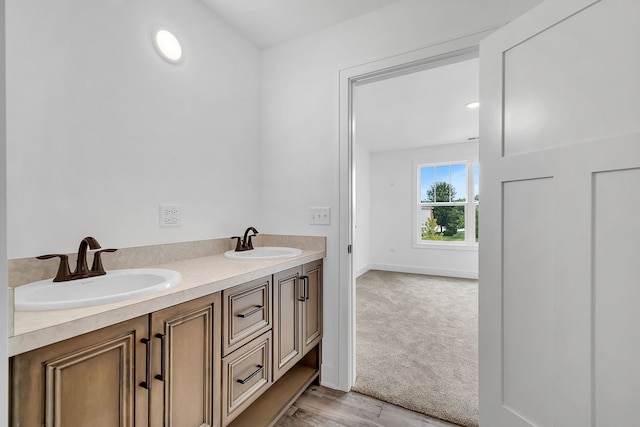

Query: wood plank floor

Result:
[274,385,461,427]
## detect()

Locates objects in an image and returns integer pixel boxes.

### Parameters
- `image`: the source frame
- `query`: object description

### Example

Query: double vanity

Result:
[7,234,325,427]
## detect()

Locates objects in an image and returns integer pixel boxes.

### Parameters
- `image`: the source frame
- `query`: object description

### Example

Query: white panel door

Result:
[479,0,640,426]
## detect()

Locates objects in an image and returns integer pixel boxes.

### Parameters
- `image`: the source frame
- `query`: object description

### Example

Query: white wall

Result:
[260,0,542,388]
[354,144,371,276]
[370,141,479,278]
[6,0,261,258]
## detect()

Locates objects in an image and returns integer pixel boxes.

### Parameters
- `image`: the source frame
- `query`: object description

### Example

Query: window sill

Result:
[412,242,479,252]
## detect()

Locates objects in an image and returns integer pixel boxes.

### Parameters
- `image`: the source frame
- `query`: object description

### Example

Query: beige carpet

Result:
[352,270,478,427]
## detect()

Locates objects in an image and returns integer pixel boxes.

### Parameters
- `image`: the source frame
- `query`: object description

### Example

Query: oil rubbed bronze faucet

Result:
[230,227,259,252]
[37,236,118,282]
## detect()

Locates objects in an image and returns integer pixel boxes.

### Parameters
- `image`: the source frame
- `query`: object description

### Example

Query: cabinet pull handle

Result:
[300,276,309,301]
[237,305,264,318]
[237,365,264,384]
[154,333,166,382]
[298,275,306,302]
[305,276,310,301]
[140,338,152,389]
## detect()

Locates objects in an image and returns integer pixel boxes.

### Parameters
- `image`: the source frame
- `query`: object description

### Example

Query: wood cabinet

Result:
[11,294,221,427]
[10,258,322,427]
[11,315,149,427]
[226,259,322,427]
[220,277,273,425]
[150,294,221,427]
[273,260,322,381]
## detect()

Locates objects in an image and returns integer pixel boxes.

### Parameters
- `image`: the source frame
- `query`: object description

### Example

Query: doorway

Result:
[338,31,492,394]
[347,49,480,426]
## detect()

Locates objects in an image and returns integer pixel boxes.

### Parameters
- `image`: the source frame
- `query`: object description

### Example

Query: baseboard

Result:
[369,263,478,279]
[319,363,340,390]
[354,264,372,278]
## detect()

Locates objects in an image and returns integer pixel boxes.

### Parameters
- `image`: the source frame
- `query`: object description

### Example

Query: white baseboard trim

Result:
[319,363,340,390]
[354,264,372,278]
[368,263,478,279]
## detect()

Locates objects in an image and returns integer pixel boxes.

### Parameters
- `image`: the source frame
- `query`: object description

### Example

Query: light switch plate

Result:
[309,207,330,225]
[159,204,182,227]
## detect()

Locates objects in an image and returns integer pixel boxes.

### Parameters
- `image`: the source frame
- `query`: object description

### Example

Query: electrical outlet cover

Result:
[159,204,182,227]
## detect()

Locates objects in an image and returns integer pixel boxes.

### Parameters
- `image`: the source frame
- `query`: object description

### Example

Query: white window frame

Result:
[412,159,479,250]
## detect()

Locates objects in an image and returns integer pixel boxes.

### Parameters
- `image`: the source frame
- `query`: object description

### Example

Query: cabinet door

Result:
[302,260,322,355]
[149,294,221,427]
[272,267,302,381]
[11,316,149,427]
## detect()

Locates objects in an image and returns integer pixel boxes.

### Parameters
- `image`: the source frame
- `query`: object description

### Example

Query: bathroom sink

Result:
[224,247,302,260]
[14,268,182,311]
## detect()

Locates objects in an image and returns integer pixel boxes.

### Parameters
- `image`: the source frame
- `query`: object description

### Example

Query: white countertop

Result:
[9,249,325,356]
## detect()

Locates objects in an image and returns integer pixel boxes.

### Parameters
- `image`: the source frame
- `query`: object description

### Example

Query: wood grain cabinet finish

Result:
[11,315,149,427]
[10,294,222,427]
[273,260,322,381]
[301,260,322,355]
[221,331,272,426]
[222,277,272,356]
[149,294,221,427]
[273,267,302,381]
[10,259,322,427]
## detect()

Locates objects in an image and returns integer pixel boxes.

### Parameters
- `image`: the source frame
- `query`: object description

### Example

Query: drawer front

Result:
[222,276,272,356]
[221,331,272,426]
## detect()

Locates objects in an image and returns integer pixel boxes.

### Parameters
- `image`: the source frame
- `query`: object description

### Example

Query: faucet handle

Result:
[90,248,117,276]
[36,254,72,282]
[230,236,242,252]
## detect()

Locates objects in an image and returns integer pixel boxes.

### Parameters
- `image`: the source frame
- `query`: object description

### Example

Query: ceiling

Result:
[197,0,479,152]
[199,0,403,49]
[354,58,479,153]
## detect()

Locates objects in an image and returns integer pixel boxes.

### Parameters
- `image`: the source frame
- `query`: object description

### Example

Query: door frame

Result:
[337,27,497,391]
[1,0,9,419]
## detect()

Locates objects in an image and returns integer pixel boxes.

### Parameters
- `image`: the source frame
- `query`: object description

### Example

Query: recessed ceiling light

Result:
[154,29,182,64]
[466,101,480,109]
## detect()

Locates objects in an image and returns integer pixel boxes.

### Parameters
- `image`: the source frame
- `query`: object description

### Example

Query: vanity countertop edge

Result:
[9,248,325,357]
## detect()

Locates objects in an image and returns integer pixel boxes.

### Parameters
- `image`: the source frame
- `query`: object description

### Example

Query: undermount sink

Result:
[224,246,302,260]
[14,268,182,311]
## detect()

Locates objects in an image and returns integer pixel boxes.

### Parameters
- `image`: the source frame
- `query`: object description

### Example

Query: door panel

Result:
[273,267,301,381]
[480,0,640,426]
[302,260,322,354]
[150,295,220,427]
[503,0,640,156]
[11,316,149,427]
[502,178,554,426]
[594,168,640,425]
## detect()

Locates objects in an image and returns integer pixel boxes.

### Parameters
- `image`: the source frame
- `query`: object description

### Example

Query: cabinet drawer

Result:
[222,276,272,356]
[221,331,272,426]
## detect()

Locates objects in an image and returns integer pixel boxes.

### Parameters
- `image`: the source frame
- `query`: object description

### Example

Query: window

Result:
[416,161,479,245]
